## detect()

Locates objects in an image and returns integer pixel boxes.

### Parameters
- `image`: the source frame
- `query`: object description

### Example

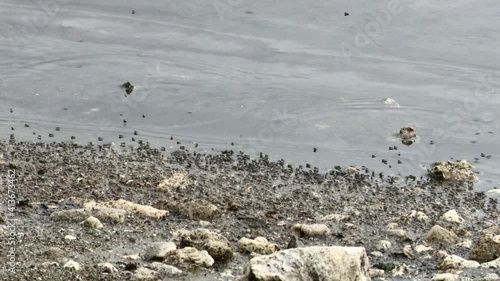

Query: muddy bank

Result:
[0,140,498,280]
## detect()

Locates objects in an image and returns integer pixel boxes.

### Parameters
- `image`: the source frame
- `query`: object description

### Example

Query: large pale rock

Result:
[430,160,476,182]
[144,242,176,261]
[85,199,168,218]
[238,237,280,255]
[426,225,458,244]
[469,226,500,263]
[165,247,214,268]
[438,254,480,270]
[51,207,126,223]
[290,224,331,237]
[481,256,500,269]
[244,246,370,281]
[175,228,233,262]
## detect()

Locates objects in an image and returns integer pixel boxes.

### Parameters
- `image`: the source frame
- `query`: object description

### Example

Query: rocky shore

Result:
[0,140,498,280]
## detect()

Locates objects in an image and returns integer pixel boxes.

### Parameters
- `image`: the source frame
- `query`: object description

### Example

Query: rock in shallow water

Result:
[243,246,370,281]
[430,160,476,182]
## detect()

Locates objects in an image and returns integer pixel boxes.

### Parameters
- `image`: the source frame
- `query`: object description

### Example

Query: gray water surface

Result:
[1,0,499,194]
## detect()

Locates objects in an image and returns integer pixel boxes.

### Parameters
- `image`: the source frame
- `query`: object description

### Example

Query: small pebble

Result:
[231,142,234,146]
[486,155,492,159]
[49,133,54,137]
[55,127,60,131]
[313,148,317,153]
[180,146,185,150]
[393,146,398,150]
[134,130,138,135]
[24,124,29,127]
[71,136,76,140]
[11,127,14,131]
[119,135,124,139]
[10,108,13,113]
[481,153,486,157]
[344,12,349,16]
[132,10,135,14]
[397,160,402,164]
[123,119,127,124]
[170,136,173,140]
[98,137,103,141]
[306,163,311,168]
[160,147,166,151]
[131,138,135,142]
[37,135,42,140]
[382,159,387,164]
[430,140,434,145]
[389,147,393,151]
[371,155,376,158]
[195,143,198,148]
[176,141,181,144]
[142,114,145,118]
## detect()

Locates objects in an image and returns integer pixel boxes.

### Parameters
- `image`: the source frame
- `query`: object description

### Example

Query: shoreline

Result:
[0,140,498,280]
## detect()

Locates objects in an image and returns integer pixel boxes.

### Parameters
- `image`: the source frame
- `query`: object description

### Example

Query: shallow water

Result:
[1,0,499,194]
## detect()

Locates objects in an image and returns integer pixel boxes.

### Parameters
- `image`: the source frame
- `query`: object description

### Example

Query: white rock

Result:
[64,235,77,241]
[441,210,464,224]
[290,224,331,237]
[376,240,392,252]
[386,228,407,238]
[144,242,176,260]
[98,262,117,273]
[438,254,480,270]
[63,260,81,271]
[244,246,370,281]
[130,267,160,281]
[415,244,433,253]
[432,273,459,281]
[81,216,103,229]
[408,210,429,222]
[481,256,500,269]
[51,207,126,223]
[122,253,140,260]
[85,199,168,219]
[369,268,384,278]
[345,166,358,174]
[157,172,190,192]
[165,247,214,268]
[150,262,183,277]
[238,237,279,255]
